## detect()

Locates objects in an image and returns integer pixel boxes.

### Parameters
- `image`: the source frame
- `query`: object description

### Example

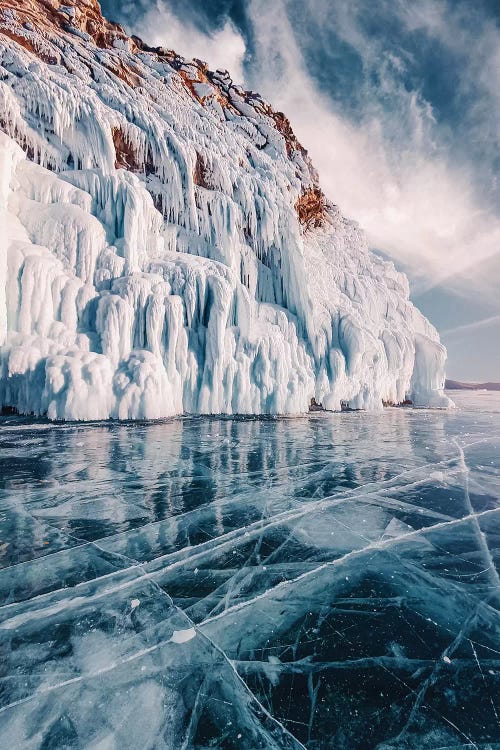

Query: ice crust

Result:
[0,12,452,419]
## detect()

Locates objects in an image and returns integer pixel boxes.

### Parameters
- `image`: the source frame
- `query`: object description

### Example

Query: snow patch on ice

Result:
[170,627,197,644]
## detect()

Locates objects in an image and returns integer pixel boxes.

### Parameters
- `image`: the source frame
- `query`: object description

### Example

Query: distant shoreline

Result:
[445,379,500,391]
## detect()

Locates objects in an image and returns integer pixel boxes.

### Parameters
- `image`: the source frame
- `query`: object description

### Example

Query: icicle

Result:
[0,21,452,418]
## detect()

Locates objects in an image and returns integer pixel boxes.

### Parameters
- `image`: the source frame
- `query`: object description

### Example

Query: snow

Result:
[0,13,452,419]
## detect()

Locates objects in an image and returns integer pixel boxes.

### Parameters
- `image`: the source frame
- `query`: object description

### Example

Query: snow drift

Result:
[0,0,452,419]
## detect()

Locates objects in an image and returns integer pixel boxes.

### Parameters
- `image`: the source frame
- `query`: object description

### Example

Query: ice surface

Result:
[0,391,498,748]
[0,15,452,419]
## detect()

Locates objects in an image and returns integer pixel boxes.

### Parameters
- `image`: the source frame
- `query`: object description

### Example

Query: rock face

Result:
[0,0,452,419]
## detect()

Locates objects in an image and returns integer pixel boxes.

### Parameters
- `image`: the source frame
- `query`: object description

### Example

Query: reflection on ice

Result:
[0,392,499,748]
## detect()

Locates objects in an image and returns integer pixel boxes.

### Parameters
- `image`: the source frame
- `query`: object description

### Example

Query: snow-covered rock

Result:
[0,0,452,419]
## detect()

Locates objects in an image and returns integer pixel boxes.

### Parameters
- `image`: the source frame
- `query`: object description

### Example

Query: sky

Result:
[101,0,500,381]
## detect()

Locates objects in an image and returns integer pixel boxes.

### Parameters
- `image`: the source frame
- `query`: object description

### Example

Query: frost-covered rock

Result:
[0,0,452,419]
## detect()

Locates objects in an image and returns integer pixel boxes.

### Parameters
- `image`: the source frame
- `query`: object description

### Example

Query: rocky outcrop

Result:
[295,187,327,229]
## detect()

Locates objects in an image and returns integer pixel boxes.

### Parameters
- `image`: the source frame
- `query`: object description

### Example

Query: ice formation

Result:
[0,0,452,419]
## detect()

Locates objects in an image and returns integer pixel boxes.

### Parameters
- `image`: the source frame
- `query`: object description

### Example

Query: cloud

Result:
[123,0,246,83]
[243,0,500,302]
[442,314,500,338]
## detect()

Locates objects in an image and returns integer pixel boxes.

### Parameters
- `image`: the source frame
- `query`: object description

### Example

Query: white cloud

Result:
[442,314,500,338]
[244,0,500,302]
[131,1,246,83]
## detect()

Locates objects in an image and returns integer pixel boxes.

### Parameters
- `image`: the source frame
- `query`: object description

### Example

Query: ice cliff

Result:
[0,0,452,419]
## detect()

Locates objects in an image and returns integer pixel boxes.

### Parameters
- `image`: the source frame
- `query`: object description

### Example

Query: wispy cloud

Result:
[442,314,500,338]
[125,0,246,83]
[243,0,500,302]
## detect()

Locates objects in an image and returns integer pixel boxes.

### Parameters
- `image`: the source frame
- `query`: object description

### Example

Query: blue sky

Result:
[102,0,500,381]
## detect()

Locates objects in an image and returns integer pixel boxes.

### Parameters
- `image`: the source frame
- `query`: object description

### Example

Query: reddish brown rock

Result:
[193,152,212,189]
[295,187,326,229]
[112,127,142,171]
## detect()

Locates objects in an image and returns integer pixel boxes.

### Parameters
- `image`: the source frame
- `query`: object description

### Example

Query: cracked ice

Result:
[0,390,498,749]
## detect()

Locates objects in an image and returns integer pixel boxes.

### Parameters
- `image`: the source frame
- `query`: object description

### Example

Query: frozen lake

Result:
[0,391,499,749]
